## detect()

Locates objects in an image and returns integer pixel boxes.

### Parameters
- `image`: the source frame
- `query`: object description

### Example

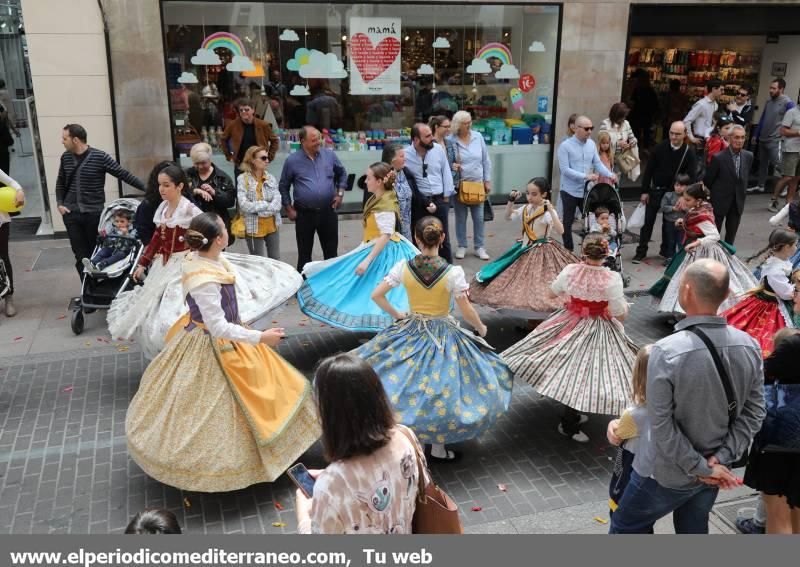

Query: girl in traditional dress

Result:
[766,198,800,276]
[126,213,319,492]
[501,233,637,443]
[723,229,798,357]
[649,183,756,314]
[469,178,579,316]
[108,165,300,359]
[355,216,513,462]
[298,162,418,332]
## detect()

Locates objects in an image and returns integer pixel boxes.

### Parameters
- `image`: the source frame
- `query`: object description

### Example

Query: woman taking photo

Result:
[0,168,24,317]
[127,212,319,492]
[185,143,236,243]
[295,353,425,534]
[599,102,639,181]
[449,110,492,261]
[236,145,283,260]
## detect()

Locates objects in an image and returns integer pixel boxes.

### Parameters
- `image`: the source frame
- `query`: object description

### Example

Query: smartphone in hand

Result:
[287,463,316,498]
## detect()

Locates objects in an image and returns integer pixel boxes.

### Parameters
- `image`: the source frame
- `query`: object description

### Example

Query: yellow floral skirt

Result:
[126,316,320,492]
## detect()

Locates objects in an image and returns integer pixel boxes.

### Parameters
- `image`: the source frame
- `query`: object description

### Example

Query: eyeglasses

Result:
[441,123,451,129]
[422,162,428,178]
[257,155,269,162]
[737,91,748,97]
[578,126,594,132]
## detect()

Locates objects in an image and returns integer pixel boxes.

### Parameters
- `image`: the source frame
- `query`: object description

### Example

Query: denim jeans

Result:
[663,221,683,260]
[758,140,781,188]
[609,471,719,534]
[453,199,485,250]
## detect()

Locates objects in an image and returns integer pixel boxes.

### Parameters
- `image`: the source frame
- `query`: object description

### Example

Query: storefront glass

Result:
[161,1,560,210]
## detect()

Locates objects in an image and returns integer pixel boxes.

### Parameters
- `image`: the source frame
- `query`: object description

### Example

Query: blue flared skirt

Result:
[354,315,514,444]
[297,238,419,332]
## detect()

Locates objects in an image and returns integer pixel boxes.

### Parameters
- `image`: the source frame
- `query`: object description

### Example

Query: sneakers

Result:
[558,423,590,443]
[631,254,645,264]
[663,257,673,267]
[768,200,780,213]
[455,247,466,260]
[4,297,17,317]
[81,258,99,273]
[735,517,765,535]
[746,185,765,194]
[476,248,490,260]
[780,187,788,198]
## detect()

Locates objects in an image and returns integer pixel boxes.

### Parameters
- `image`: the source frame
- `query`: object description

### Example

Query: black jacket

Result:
[729,101,754,130]
[56,148,145,213]
[184,165,236,226]
[640,140,698,193]
[704,148,754,215]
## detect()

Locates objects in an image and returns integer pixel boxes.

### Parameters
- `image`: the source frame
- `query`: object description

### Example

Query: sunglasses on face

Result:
[578,126,594,132]
[257,155,269,162]
[737,92,748,97]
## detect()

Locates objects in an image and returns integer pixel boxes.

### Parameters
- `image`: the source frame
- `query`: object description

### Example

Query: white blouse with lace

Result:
[152,196,202,228]
[759,256,795,300]
[373,211,397,235]
[551,263,628,317]
[510,205,554,244]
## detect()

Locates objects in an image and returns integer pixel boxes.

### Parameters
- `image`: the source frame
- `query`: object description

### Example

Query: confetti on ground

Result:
[497,484,507,492]
[56,314,66,320]
[85,342,92,346]
[272,321,279,324]
[183,497,191,508]
[470,506,482,512]
[274,502,284,511]
[271,522,286,528]
[62,386,73,393]
[298,323,306,327]
[593,516,608,525]
[13,336,23,341]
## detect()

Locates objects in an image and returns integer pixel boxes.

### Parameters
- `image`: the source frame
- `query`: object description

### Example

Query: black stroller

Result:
[581,181,631,288]
[69,198,144,334]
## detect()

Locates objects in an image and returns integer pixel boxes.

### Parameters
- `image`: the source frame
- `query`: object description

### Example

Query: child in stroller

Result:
[590,207,620,254]
[582,182,631,287]
[82,208,138,273]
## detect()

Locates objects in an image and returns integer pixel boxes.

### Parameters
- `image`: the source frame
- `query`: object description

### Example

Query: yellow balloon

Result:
[0,185,24,213]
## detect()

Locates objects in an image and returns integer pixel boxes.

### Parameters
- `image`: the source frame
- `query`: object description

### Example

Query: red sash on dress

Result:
[566,297,610,318]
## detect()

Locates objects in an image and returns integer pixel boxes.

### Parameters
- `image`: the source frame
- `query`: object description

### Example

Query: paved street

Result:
[0,196,777,534]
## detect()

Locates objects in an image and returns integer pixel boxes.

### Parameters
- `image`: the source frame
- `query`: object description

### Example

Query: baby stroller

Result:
[581,181,631,288]
[69,198,144,335]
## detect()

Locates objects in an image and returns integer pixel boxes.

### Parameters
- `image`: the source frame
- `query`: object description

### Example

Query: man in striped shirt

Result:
[55,124,145,279]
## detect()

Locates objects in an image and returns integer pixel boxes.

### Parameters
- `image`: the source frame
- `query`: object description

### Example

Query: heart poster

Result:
[349,17,401,95]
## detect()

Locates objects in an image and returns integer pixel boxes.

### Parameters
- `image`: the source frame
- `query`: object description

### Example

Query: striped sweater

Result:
[55,148,145,213]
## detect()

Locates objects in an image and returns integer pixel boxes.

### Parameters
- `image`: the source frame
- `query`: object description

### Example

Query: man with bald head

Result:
[633,121,698,263]
[279,125,348,272]
[556,115,617,251]
[609,259,765,534]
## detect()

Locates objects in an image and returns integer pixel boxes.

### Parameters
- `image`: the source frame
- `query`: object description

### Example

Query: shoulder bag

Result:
[230,174,277,238]
[397,426,462,534]
[686,326,748,468]
[453,139,486,206]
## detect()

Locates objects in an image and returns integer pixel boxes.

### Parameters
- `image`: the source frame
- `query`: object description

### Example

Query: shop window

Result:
[161,1,560,210]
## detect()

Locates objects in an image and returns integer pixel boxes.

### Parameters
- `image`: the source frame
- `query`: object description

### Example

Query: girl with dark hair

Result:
[125,509,182,534]
[109,167,301,358]
[650,183,756,314]
[469,177,579,315]
[722,229,798,357]
[295,353,424,533]
[767,194,800,275]
[297,162,418,332]
[501,233,637,443]
[134,160,176,245]
[355,216,513,461]
[126,212,318,492]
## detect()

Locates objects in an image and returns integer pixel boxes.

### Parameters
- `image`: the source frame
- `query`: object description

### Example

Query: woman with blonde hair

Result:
[237,145,282,259]
[448,110,492,261]
[185,142,236,243]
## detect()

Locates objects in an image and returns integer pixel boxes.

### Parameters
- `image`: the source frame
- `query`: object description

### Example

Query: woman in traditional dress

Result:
[723,229,798,357]
[126,212,319,492]
[501,233,637,443]
[108,165,300,359]
[355,216,513,461]
[469,177,579,316]
[765,198,800,276]
[298,162,418,332]
[649,183,756,314]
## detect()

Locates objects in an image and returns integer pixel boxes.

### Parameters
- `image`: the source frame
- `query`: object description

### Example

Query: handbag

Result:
[398,426,462,534]
[483,200,494,222]
[756,381,800,454]
[686,326,748,468]
[231,212,276,238]
[615,147,640,175]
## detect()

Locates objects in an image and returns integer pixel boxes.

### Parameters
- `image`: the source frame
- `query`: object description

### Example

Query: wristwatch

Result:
[337,191,344,197]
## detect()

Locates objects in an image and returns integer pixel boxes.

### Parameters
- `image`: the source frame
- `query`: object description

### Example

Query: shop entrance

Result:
[624,3,800,193]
